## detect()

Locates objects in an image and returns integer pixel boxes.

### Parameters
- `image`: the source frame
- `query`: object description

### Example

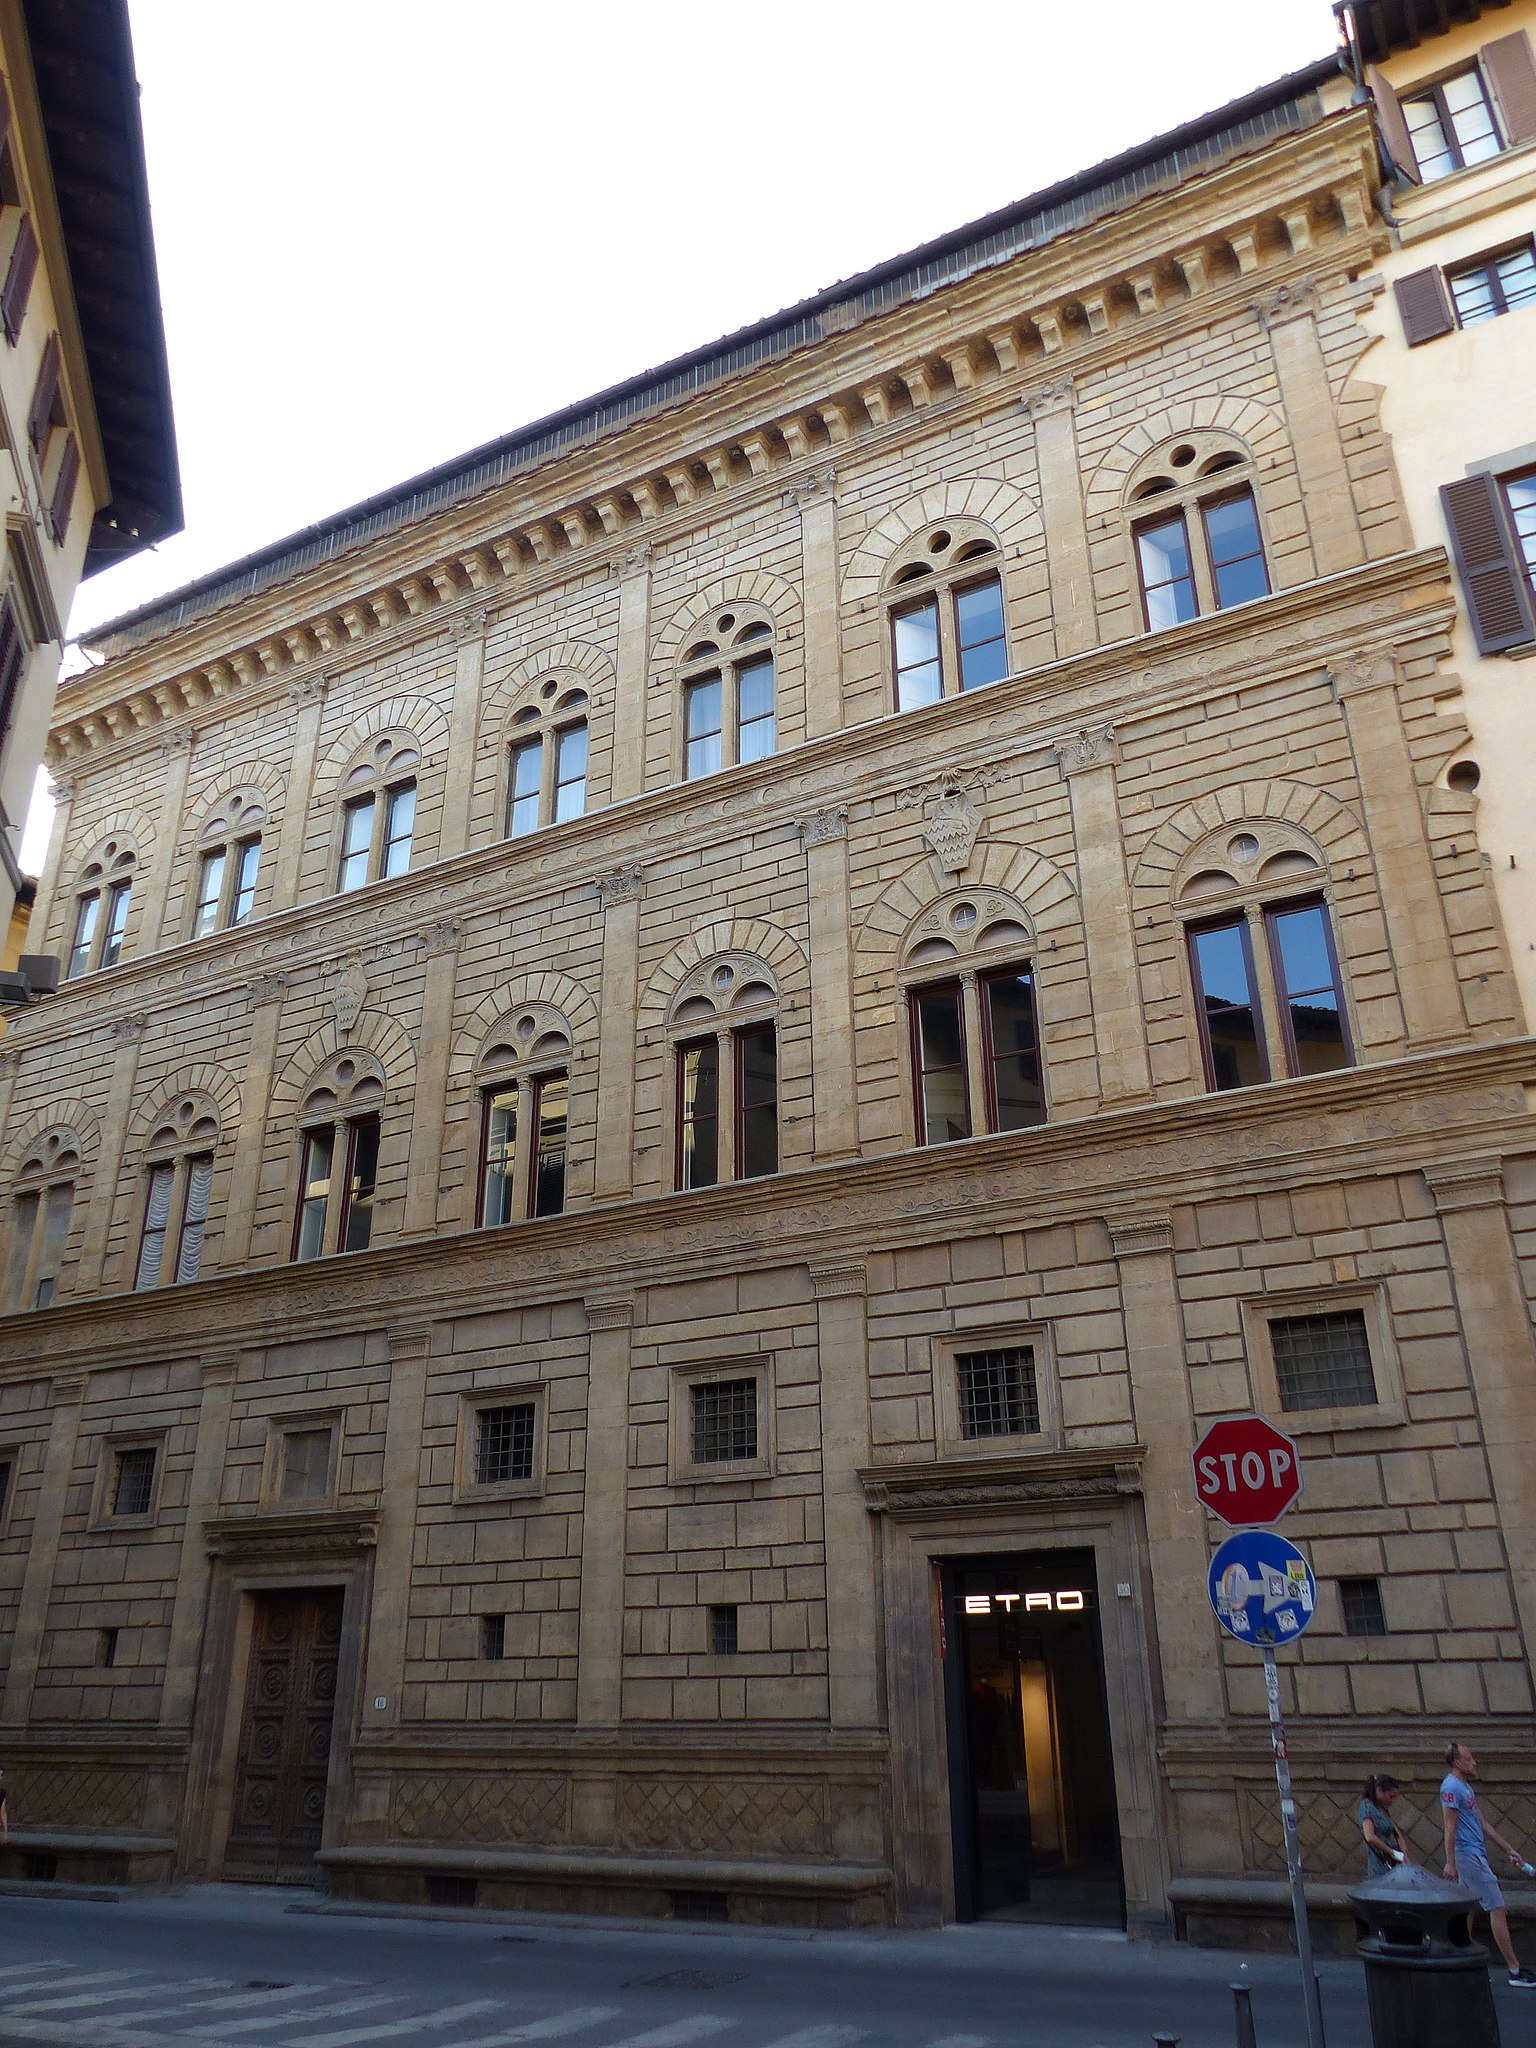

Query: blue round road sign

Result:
[1208,1529,1317,1646]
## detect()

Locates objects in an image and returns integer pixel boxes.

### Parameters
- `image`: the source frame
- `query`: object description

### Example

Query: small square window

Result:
[481,1613,506,1661]
[111,1445,157,1518]
[1270,1311,1377,1413]
[691,1378,758,1464]
[957,1348,1041,1439]
[1340,1578,1387,1638]
[280,1426,334,1503]
[98,1627,119,1669]
[710,1605,739,1656]
[475,1403,536,1487]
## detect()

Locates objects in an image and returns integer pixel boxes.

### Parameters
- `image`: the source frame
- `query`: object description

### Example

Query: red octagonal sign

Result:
[1192,1415,1302,1527]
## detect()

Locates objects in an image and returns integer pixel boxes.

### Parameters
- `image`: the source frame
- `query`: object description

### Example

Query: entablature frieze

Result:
[7,548,1461,1058]
[53,119,1382,765]
[858,1445,1146,1518]
[203,1506,380,1561]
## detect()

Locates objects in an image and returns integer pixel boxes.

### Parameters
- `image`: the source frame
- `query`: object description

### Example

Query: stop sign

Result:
[1192,1416,1301,1526]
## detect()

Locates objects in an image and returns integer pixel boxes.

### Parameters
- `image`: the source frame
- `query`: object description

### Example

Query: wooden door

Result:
[224,1588,344,1882]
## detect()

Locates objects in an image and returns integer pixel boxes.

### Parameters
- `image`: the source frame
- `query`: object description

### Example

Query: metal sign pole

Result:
[1263,1644,1327,2048]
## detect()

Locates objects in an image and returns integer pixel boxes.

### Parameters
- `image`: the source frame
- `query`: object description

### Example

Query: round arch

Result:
[1085,395,1290,522]
[840,478,1042,610]
[1129,780,1371,919]
[638,917,808,1033]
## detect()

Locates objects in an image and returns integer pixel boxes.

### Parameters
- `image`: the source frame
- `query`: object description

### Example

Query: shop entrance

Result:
[223,1588,343,1883]
[941,1547,1124,1926]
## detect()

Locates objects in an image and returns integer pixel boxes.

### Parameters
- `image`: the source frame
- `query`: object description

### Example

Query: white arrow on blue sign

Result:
[1207,1529,1317,1646]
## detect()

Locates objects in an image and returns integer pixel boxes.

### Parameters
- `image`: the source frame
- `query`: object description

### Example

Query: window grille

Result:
[1270,1311,1377,1412]
[710,1605,739,1656]
[475,1403,535,1485]
[957,1347,1041,1438]
[112,1445,157,1517]
[1340,1578,1388,1638]
[691,1378,758,1463]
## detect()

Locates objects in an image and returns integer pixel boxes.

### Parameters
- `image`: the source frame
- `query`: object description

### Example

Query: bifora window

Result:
[133,1097,221,1291]
[888,528,1007,711]
[691,1377,758,1463]
[4,1128,77,1310]
[680,612,776,779]
[66,844,135,978]
[910,967,1043,1146]
[190,791,266,938]
[669,957,779,1190]
[474,1005,573,1225]
[505,687,589,837]
[1269,1310,1378,1413]
[1130,440,1270,631]
[1187,897,1351,1091]
[291,1055,385,1261]
[957,1347,1042,1440]
[334,735,421,891]
[1402,66,1504,181]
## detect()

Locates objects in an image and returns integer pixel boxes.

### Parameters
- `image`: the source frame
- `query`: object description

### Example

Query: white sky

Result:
[23,0,1342,865]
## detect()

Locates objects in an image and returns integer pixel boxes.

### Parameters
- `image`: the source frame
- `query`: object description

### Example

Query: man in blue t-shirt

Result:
[1442,1741,1536,1988]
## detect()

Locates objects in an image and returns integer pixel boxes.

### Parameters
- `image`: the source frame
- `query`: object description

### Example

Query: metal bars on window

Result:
[957,1347,1041,1439]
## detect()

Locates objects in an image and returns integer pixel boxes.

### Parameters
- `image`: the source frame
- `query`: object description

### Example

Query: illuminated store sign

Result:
[963,1590,1086,1615]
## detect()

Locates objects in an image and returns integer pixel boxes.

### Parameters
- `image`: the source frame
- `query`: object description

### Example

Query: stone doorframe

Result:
[859,1445,1169,1931]
[178,1508,378,1881]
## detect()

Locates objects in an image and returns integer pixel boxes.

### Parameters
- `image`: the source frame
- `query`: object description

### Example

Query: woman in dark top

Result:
[1359,1773,1406,1876]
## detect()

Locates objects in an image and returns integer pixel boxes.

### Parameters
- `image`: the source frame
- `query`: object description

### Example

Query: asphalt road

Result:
[0,1881,1501,2048]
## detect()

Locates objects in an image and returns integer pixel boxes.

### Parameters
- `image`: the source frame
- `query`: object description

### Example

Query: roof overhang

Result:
[1335,0,1512,61]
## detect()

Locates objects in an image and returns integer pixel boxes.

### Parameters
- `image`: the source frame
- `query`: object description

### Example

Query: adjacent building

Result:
[0,0,180,971]
[0,0,1531,1940]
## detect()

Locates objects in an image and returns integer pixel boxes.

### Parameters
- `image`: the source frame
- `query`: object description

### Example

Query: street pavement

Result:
[0,1879,1497,2048]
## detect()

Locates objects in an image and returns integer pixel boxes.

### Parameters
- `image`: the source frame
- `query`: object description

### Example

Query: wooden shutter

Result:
[26,330,58,454]
[1394,267,1455,345]
[1367,64,1421,184]
[1,215,38,342]
[0,595,23,742]
[1483,32,1536,145]
[47,431,78,545]
[1440,474,1536,652]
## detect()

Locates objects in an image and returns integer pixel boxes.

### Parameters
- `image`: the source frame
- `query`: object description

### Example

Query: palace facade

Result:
[0,0,1533,1941]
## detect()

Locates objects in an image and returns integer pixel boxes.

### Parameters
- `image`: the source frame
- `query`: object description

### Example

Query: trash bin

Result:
[1349,1862,1501,2047]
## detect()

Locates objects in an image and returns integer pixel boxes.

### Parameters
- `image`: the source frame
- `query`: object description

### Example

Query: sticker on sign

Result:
[1191,1415,1302,1526]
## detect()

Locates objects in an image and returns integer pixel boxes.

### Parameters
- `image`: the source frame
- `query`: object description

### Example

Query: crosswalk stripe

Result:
[760,2030,868,2048]
[924,2037,993,2047]
[289,1999,504,2047]
[0,1963,71,1981]
[598,2021,737,2048]
[214,1996,407,2037]
[7,1977,220,2016]
[101,1985,333,2025]
[447,2011,624,2047]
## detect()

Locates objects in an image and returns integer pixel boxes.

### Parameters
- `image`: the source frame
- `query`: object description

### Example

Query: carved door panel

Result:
[224,1589,344,1883]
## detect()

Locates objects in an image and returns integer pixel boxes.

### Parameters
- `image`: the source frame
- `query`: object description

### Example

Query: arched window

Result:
[668,956,779,1189]
[5,1126,78,1309]
[134,1097,219,1290]
[1128,436,1270,631]
[680,608,776,780]
[66,840,134,978]
[473,1007,571,1224]
[292,1054,384,1260]
[505,686,588,839]
[1179,827,1351,1090]
[334,735,419,892]
[191,789,266,938]
[886,525,1007,712]
[902,897,1045,1146]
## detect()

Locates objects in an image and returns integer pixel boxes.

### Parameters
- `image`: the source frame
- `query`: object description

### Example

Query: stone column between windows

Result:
[813,1257,880,1728]
[575,1291,633,1762]
[1257,283,1364,581]
[1025,378,1097,659]
[1056,729,1153,1107]
[0,1044,20,1157]
[73,1013,147,1294]
[403,921,462,1235]
[608,547,651,806]
[1424,1158,1536,1661]
[218,976,287,1268]
[267,678,329,913]
[159,1354,238,1727]
[798,808,858,1161]
[436,610,489,862]
[0,1372,87,1730]
[136,731,195,950]
[593,866,642,1201]
[796,470,843,740]
[359,1322,432,1734]
[27,772,74,950]
[1330,648,1468,1050]
[1107,1216,1223,1725]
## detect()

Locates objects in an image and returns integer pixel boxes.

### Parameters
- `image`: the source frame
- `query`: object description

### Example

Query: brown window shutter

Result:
[0,596,22,743]
[26,331,58,454]
[47,432,78,545]
[1,214,38,344]
[1483,31,1536,145]
[1367,64,1421,184]
[1440,474,1536,652]
[1393,267,1455,345]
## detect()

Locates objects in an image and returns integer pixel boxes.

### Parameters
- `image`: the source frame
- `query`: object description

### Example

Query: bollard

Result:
[1348,1863,1500,2047]
[1232,1982,1257,2048]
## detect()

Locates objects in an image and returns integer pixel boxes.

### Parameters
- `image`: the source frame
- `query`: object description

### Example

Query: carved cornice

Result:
[1253,275,1318,328]
[418,918,462,960]
[585,1292,635,1332]
[0,1046,21,1077]
[47,776,74,803]
[1054,726,1120,775]
[109,1014,147,1048]
[246,972,288,1011]
[1422,1154,1506,1214]
[204,1507,379,1560]
[448,609,490,645]
[1019,374,1076,418]
[49,1373,88,1404]
[808,1257,866,1300]
[200,1356,238,1387]
[387,1323,433,1360]
[859,1446,1145,1518]
[1106,1214,1175,1260]
[612,543,652,580]
[1328,647,1397,697]
[788,465,838,508]
[595,864,643,909]
[796,806,848,850]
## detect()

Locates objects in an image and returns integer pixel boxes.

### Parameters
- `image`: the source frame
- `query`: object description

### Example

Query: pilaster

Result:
[137,732,195,950]
[436,610,489,859]
[28,774,74,949]
[592,866,642,1200]
[1256,281,1364,580]
[1056,729,1153,1107]
[797,808,858,1161]
[609,550,651,804]
[0,1372,88,1728]
[1023,379,1096,658]
[403,921,462,1234]
[576,1292,634,1740]
[159,1355,238,1727]
[794,469,843,739]
[218,975,287,1268]
[811,1257,879,1728]
[360,1322,433,1732]
[73,1014,147,1293]
[267,678,329,912]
